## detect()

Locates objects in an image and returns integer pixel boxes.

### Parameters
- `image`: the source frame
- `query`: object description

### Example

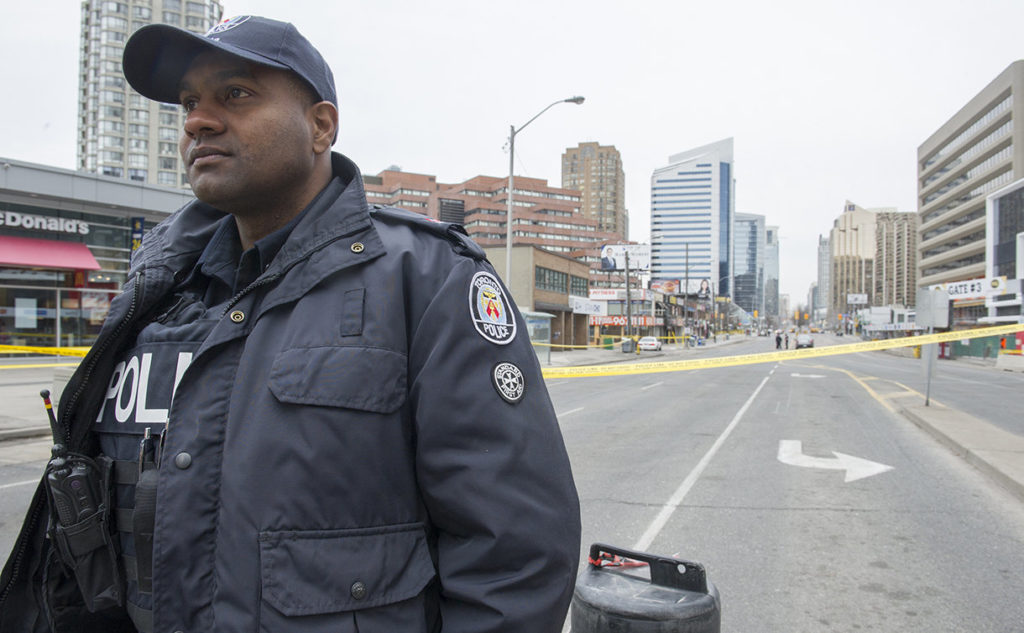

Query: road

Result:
[2,336,1024,631]
[550,334,1024,631]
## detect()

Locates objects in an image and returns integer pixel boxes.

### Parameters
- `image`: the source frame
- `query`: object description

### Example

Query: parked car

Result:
[795,333,814,349]
[637,336,662,351]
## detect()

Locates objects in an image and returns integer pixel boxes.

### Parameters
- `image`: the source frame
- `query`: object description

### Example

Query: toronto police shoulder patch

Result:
[492,361,525,404]
[469,271,516,345]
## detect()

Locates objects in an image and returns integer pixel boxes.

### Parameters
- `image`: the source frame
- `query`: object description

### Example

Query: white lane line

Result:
[632,371,772,552]
[641,381,664,391]
[557,407,584,418]
[0,479,38,491]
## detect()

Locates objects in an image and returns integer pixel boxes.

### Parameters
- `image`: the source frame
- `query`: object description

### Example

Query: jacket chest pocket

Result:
[268,346,407,413]
[258,524,436,633]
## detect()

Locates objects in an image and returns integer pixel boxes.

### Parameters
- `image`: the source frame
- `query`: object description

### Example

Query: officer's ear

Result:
[310,101,338,154]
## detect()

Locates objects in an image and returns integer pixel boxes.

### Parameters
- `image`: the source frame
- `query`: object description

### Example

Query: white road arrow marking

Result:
[777,440,893,482]
[790,373,825,378]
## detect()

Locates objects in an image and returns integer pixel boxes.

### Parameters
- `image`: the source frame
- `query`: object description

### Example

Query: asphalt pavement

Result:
[2,334,1023,503]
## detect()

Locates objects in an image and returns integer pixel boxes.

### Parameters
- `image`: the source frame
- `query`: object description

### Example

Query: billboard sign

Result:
[846,293,868,305]
[570,295,605,315]
[650,279,679,294]
[588,315,661,327]
[600,244,651,271]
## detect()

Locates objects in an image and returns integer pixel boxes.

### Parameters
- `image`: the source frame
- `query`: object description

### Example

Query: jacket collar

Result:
[131,152,376,284]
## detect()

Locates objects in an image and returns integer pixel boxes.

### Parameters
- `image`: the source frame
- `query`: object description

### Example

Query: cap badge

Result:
[206,15,250,36]
[469,272,516,345]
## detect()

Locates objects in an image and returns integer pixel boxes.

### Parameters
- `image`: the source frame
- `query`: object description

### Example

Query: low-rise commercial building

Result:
[1,157,191,347]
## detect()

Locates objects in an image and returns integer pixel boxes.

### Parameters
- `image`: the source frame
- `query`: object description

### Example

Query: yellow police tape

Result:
[3,324,1022,378]
[0,344,89,357]
[541,323,1024,379]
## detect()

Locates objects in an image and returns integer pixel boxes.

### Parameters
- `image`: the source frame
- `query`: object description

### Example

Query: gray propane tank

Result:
[571,543,721,632]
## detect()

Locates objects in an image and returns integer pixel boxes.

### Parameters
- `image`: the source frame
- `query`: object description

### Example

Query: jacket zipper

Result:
[0,271,143,611]
[61,271,144,447]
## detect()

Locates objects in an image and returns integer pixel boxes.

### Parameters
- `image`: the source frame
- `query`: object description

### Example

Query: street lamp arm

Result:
[513,96,585,137]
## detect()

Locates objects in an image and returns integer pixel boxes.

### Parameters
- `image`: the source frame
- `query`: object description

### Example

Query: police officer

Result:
[1,16,580,633]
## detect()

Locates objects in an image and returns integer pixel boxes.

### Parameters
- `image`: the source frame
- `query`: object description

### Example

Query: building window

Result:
[128,169,147,182]
[129,138,148,151]
[159,141,177,155]
[101,16,128,30]
[158,157,177,170]
[128,154,148,168]
[100,90,125,104]
[535,267,568,293]
[570,275,589,296]
[159,112,178,126]
[157,171,177,185]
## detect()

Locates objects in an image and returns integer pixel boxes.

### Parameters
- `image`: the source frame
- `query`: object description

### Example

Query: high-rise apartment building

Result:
[817,235,830,315]
[917,60,1024,289]
[733,212,765,316]
[830,201,877,317]
[830,201,917,316]
[78,0,224,187]
[650,138,735,297]
[561,142,628,240]
[874,211,919,308]
[764,225,779,319]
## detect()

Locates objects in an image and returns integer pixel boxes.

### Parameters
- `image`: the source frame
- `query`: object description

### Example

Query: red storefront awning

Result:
[0,235,101,271]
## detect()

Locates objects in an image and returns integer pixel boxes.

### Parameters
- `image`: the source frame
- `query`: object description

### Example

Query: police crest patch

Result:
[492,362,525,404]
[469,272,516,345]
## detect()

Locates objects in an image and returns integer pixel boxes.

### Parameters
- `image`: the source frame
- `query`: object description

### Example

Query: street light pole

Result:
[505,96,585,289]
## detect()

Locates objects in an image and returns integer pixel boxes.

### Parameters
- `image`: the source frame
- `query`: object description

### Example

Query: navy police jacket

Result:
[0,153,581,633]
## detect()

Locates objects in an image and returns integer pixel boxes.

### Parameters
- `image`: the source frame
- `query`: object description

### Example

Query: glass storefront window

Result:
[0,286,119,348]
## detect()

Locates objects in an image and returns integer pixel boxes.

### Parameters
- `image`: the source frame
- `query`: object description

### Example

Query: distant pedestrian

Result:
[785,333,789,349]
[775,332,782,350]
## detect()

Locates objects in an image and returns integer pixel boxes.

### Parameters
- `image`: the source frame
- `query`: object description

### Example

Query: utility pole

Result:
[684,243,690,341]
[624,251,632,339]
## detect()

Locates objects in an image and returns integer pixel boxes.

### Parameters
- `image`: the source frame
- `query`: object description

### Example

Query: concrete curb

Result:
[0,426,52,443]
[899,405,1024,503]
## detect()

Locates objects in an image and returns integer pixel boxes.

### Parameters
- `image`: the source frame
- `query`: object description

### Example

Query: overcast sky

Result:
[3,0,1023,303]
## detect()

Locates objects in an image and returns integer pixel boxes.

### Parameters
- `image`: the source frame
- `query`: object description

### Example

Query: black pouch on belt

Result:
[132,441,159,594]
[44,451,125,612]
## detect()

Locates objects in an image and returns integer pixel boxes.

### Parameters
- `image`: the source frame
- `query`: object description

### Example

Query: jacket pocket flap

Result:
[259,524,435,616]
[269,346,407,413]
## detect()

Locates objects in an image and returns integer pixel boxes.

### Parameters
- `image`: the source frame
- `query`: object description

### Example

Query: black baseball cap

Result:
[122,15,336,108]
